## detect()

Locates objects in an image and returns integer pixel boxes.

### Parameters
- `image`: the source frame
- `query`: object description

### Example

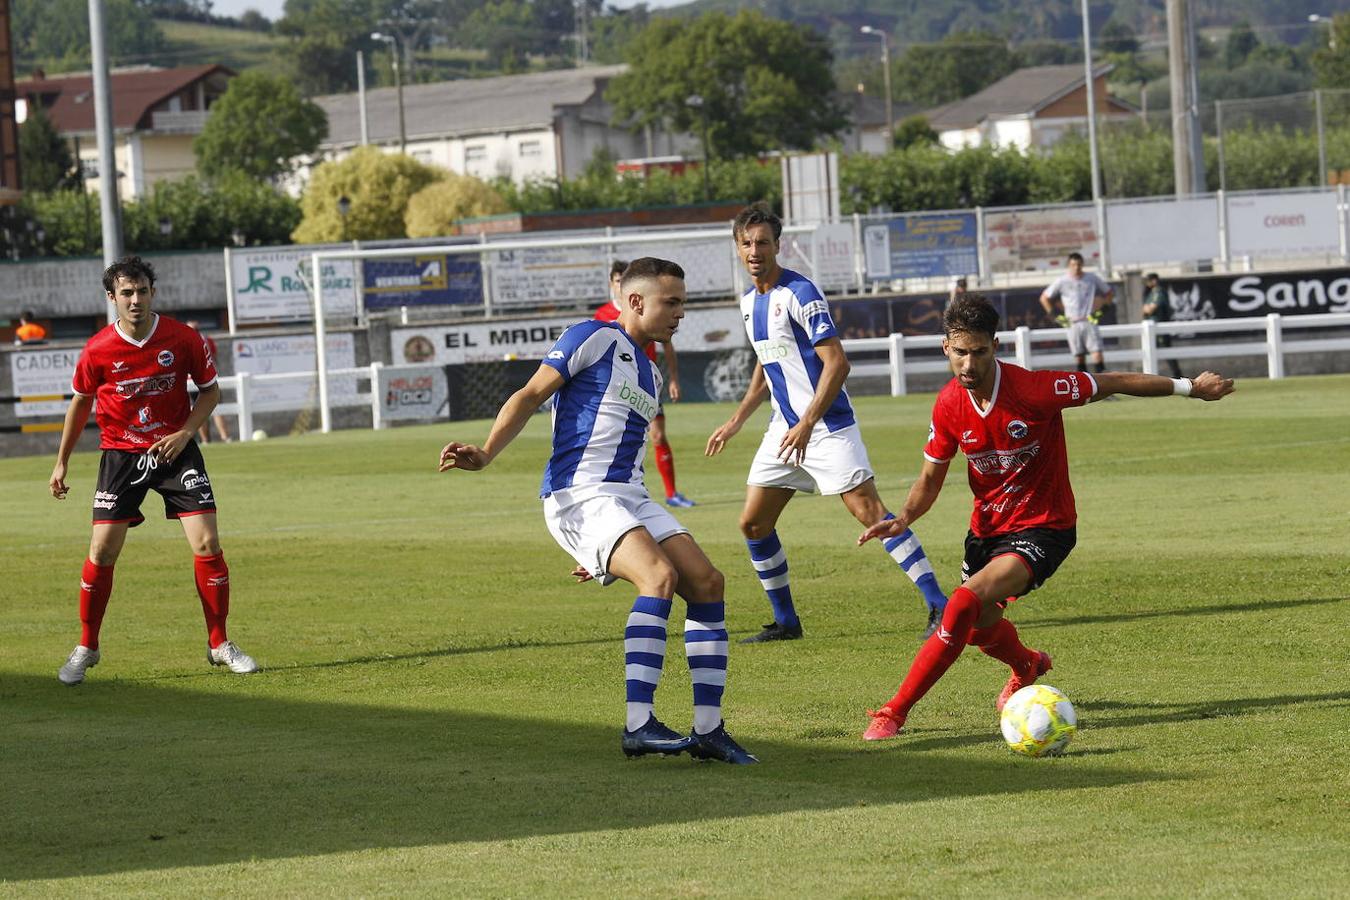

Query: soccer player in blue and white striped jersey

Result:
[706,204,949,643]
[439,257,756,764]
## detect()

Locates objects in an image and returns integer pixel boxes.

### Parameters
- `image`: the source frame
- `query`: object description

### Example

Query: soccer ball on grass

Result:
[1000,684,1077,757]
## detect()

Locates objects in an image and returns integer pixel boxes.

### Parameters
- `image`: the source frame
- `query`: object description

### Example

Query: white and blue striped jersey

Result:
[539,320,663,497]
[740,268,855,433]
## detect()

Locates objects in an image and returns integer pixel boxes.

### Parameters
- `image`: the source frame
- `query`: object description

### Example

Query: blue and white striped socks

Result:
[684,601,729,735]
[879,513,947,612]
[624,595,671,731]
[747,531,798,626]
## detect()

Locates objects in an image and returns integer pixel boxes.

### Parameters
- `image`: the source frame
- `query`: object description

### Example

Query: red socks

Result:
[969,618,1037,673]
[79,559,115,650]
[654,438,677,498]
[193,553,230,648]
[884,586,982,718]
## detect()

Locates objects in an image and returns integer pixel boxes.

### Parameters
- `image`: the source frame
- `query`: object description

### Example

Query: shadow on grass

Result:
[0,672,1165,882]
[1023,595,1347,629]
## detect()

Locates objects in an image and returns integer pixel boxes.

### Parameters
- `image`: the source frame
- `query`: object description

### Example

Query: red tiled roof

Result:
[17,65,233,133]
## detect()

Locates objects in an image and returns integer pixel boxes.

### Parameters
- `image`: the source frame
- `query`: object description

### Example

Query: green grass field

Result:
[2,376,1348,895]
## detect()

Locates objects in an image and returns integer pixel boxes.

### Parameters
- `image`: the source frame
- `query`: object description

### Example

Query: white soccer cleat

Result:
[207,640,259,674]
[58,645,101,685]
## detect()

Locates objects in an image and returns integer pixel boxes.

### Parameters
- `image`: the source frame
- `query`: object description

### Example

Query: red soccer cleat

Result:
[996,650,1052,712]
[863,706,905,741]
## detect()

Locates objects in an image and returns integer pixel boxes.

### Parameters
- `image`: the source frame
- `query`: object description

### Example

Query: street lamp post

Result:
[1310,14,1338,52]
[337,195,351,242]
[371,32,407,153]
[860,25,893,151]
[685,94,712,201]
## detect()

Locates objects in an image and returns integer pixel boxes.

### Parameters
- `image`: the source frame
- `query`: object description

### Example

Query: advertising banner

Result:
[830,287,1065,340]
[863,213,978,280]
[376,365,449,421]
[615,236,737,297]
[230,247,359,323]
[231,333,357,411]
[1226,192,1342,259]
[9,346,82,417]
[778,223,857,291]
[985,206,1100,273]
[1162,268,1350,320]
[362,255,483,308]
[490,244,609,307]
[391,305,748,366]
[1106,197,1220,267]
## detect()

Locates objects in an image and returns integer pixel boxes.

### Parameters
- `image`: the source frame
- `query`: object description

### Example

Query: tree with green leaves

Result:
[607,10,846,160]
[194,71,328,181]
[1312,14,1350,89]
[404,174,509,237]
[12,0,166,71]
[891,30,1020,108]
[19,104,79,194]
[292,146,441,242]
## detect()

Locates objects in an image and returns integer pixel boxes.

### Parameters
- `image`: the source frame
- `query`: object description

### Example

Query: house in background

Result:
[925,64,1136,152]
[838,91,922,154]
[306,65,697,187]
[16,65,235,200]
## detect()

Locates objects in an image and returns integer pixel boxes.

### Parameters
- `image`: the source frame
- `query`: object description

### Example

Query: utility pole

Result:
[88,0,123,324]
[860,26,893,151]
[1167,0,1206,196]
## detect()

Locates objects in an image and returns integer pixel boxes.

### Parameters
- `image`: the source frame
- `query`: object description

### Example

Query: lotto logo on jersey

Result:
[157,350,175,367]
[114,373,178,398]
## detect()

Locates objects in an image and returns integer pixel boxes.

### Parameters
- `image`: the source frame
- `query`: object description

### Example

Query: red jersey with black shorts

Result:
[925,361,1096,591]
[72,315,220,525]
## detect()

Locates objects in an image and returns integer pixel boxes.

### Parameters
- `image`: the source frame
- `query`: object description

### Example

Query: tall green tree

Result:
[891,30,1020,108]
[1312,14,1350,89]
[607,10,846,160]
[293,146,441,242]
[19,104,79,193]
[194,71,328,180]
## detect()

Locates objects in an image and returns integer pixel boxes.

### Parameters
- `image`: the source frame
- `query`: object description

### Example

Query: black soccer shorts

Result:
[91,442,217,526]
[961,526,1077,596]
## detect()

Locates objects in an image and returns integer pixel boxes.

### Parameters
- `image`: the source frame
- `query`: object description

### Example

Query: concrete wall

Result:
[0,251,226,320]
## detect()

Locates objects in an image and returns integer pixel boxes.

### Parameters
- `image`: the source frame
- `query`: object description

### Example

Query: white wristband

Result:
[1172,377,1193,397]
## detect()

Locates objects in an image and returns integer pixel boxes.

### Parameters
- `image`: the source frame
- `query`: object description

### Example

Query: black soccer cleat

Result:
[689,722,759,765]
[622,715,698,758]
[921,606,940,641]
[739,621,803,644]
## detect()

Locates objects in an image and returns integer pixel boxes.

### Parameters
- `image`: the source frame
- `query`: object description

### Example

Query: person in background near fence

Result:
[14,309,48,344]
[856,293,1234,741]
[185,321,232,443]
[595,260,696,508]
[948,277,968,308]
[47,256,258,685]
[1141,273,1184,378]
[1039,252,1114,373]
[706,203,950,643]
[439,257,756,764]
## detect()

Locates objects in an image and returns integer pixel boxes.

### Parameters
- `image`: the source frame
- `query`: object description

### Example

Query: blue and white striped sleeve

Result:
[788,281,838,345]
[541,321,606,381]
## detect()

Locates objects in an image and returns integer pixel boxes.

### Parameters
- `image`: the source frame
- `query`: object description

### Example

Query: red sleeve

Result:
[1027,369,1097,411]
[593,303,620,323]
[923,392,958,463]
[190,330,219,388]
[71,345,99,396]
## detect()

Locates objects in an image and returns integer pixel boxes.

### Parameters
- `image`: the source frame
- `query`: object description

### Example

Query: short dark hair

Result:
[102,255,156,293]
[943,293,1000,339]
[1067,252,1084,265]
[733,202,782,241]
[620,257,685,292]
[20,308,36,321]
[610,260,628,279]
[1145,271,1159,282]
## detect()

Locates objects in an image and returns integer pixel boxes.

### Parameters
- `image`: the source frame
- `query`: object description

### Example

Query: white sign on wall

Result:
[1226,192,1341,259]
[1106,197,1221,267]
[9,347,82,417]
[985,206,1101,273]
[230,247,359,323]
[779,223,857,291]
[614,237,736,297]
[491,244,609,307]
[391,305,749,366]
[231,333,357,412]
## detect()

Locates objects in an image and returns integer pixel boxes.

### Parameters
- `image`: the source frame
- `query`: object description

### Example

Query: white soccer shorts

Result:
[543,482,689,586]
[1066,320,1102,355]
[746,421,875,496]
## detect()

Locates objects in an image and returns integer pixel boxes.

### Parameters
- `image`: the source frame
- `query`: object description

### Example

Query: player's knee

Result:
[690,566,725,603]
[189,534,222,556]
[643,561,679,598]
[739,518,771,540]
[88,544,120,566]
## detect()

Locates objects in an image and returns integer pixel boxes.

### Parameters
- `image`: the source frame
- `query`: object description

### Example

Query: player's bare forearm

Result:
[443,365,563,472]
[663,341,680,382]
[859,460,948,544]
[182,384,220,438]
[51,395,94,498]
[1039,293,1055,315]
[800,339,850,429]
[706,365,767,456]
[1092,371,1235,402]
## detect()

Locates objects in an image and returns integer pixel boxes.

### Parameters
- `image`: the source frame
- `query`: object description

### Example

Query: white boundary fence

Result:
[214,362,425,440]
[842,312,1350,396]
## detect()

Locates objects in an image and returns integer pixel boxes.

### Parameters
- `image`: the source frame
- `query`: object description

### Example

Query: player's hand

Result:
[857,516,908,546]
[1088,309,1103,324]
[49,461,69,500]
[148,430,192,465]
[439,441,489,472]
[667,379,681,403]
[777,420,812,465]
[1189,371,1236,401]
[1055,314,1070,328]
[570,565,594,584]
[705,419,743,456]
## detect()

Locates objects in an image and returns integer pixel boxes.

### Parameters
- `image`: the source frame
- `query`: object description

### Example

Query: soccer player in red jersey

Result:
[856,293,1234,740]
[595,260,695,508]
[48,256,259,684]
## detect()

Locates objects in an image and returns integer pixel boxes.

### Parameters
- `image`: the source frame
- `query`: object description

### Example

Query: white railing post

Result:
[1015,326,1032,369]
[852,212,864,295]
[888,332,907,396]
[1217,189,1230,267]
[1266,313,1285,379]
[370,362,384,430]
[236,372,253,441]
[1339,183,1348,264]
[311,250,332,433]
[975,205,987,283]
[1140,319,1158,374]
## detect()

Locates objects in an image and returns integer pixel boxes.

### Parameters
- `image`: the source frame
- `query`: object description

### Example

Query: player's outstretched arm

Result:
[858,458,950,545]
[50,394,94,499]
[439,365,564,473]
[706,362,769,456]
[1091,370,1235,402]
